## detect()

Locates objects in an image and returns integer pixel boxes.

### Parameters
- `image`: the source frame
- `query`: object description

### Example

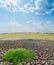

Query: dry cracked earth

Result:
[0,39,54,65]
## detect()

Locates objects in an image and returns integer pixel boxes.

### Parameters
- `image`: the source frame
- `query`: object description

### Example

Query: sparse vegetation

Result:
[3,48,35,65]
[0,33,54,39]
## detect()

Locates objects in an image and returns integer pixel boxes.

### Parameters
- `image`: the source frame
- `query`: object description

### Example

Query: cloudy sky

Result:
[0,0,54,33]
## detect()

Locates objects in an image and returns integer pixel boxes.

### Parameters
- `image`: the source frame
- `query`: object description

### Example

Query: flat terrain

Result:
[0,33,54,39]
[0,39,54,65]
[0,33,54,65]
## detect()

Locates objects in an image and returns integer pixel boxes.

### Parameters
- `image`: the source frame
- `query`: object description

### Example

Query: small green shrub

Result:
[3,48,35,65]
[27,38,33,41]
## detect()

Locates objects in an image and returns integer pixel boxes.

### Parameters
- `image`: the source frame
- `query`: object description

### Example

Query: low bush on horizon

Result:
[27,38,33,41]
[3,48,35,65]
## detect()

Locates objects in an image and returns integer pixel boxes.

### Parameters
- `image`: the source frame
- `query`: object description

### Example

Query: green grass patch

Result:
[3,48,35,65]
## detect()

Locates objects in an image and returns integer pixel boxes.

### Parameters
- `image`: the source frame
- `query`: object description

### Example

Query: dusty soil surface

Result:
[0,39,54,65]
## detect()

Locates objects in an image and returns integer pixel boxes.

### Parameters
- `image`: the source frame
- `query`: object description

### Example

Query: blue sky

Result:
[0,0,54,33]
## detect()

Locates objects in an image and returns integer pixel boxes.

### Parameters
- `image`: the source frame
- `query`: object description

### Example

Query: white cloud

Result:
[52,3,54,6]
[0,21,23,33]
[26,20,54,33]
[24,0,54,15]
[0,21,54,33]
[7,21,23,27]
[0,0,23,12]
[46,8,54,14]
[0,21,22,27]
[0,0,54,15]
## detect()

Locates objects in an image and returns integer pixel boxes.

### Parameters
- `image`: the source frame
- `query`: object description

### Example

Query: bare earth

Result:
[0,39,54,65]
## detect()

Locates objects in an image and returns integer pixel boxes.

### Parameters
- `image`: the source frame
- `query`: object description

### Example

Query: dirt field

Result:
[0,39,54,65]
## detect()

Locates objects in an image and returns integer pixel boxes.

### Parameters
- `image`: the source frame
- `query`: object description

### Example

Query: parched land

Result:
[0,39,54,65]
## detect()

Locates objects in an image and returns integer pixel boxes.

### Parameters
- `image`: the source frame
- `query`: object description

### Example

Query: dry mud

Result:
[0,39,54,65]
